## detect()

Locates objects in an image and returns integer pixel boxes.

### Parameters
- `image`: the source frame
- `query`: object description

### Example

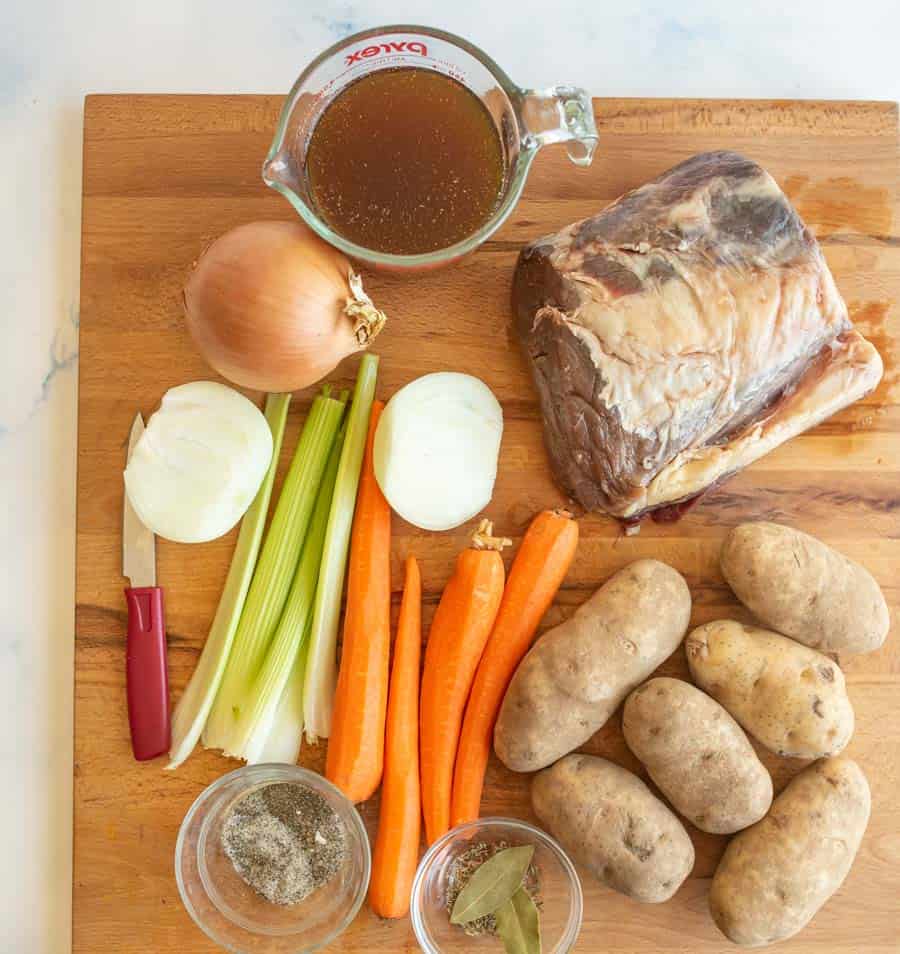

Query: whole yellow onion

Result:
[183,221,386,392]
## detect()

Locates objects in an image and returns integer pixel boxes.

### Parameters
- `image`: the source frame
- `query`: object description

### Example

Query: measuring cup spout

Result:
[262,152,291,189]
[262,149,308,213]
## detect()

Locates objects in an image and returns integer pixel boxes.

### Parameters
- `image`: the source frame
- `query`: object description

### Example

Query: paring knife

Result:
[123,413,170,761]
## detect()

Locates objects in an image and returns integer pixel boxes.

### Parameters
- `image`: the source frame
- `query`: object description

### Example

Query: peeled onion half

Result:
[124,381,273,544]
[373,373,503,531]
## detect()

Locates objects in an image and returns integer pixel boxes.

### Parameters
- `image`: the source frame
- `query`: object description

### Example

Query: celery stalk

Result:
[245,631,310,765]
[203,388,346,750]
[303,354,379,742]
[224,426,344,759]
[166,392,291,770]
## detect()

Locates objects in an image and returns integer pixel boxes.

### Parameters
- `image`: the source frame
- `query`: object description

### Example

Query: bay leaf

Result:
[495,887,542,954]
[449,845,534,924]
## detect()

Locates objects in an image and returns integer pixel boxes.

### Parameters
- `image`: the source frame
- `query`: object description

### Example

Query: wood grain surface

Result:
[76,95,900,953]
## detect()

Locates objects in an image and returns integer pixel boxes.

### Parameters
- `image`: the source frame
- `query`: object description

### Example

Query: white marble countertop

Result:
[2,1,897,950]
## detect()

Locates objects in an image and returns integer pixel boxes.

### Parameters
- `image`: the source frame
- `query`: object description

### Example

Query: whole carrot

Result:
[369,556,422,919]
[420,520,510,845]
[325,401,391,803]
[451,510,579,827]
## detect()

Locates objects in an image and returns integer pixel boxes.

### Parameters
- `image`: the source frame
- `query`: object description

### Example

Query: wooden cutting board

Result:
[76,95,900,953]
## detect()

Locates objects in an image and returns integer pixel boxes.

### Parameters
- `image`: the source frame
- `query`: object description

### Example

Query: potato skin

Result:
[622,677,773,833]
[532,754,695,903]
[721,521,889,654]
[494,560,691,772]
[709,757,870,947]
[686,621,854,758]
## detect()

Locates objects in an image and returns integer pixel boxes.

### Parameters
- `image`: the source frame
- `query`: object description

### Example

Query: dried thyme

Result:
[445,841,542,937]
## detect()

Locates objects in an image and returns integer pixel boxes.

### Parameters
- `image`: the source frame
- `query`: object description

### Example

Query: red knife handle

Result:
[124,586,170,761]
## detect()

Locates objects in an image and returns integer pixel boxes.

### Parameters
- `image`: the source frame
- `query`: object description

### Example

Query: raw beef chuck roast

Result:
[512,151,882,520]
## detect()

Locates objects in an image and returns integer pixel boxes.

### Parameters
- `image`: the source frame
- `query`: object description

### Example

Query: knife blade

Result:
[123,413,170,761]
[123,414,156,587]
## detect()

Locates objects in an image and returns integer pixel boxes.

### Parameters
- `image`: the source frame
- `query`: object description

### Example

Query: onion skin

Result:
[183,221,386,392]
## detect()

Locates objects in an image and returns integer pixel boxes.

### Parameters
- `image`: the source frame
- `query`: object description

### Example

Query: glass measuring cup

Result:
[263,24,598,272]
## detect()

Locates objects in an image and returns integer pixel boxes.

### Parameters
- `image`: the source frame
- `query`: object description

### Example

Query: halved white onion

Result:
[373,372,503,531]
[124,381,273,544]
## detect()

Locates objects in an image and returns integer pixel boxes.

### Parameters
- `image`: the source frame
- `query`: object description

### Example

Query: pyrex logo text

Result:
[345,41,428,65]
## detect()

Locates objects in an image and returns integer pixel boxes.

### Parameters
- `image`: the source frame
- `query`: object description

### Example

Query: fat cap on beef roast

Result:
[512,151,882,520]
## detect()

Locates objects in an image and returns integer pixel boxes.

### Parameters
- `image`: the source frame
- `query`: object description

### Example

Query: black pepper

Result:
[221,782,348,906]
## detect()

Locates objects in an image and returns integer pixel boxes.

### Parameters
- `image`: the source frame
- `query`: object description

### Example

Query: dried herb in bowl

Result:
[446,841,542,948]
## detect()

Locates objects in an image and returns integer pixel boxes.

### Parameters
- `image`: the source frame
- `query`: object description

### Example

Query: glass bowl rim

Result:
[174,763,372,954]
[409,815,584,954]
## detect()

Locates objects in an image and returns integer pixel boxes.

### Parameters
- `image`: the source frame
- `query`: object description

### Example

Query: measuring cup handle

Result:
[519,86,599,166]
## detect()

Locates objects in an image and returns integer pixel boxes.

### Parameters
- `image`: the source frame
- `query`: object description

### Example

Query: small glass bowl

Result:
[175,764,371,953]
[410,817,583,953]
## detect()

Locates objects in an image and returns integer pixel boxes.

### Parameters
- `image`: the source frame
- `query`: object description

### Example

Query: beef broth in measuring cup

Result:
[305,68,505,255]
[263,25,598,270]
